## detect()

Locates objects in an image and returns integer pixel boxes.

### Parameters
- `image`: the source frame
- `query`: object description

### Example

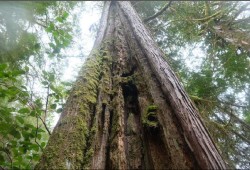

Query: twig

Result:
[6,151,12,169]
[190,95,216,104]
[213,113,250,145]
[217,105,250,131]
[233,16,250,25]
[131,1,142,7]
[190,95,248,108]
[144,1,172,23]
[231,129,250,145]
[190,10,222,22]
[218,99,248,108]
[0,149,13,169]
[39,116,52,135]
[33,20,47,28]
[231,2,250,22]
[223,108,232,128]
[35,115,44,151]
[44,85,50,122]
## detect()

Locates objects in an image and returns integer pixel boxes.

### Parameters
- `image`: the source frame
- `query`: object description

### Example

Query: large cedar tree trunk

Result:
[36,2,226,169]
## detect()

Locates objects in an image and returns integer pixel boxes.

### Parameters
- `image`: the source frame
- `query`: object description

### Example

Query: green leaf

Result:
[11,140,17,146]
[65,33,73,40]
[12,69,26,76]
[41,142,46,148]
[10,129,21,139]
[50,103,57,109]
[26,155,33,160]
[63,39,70,47]
[30,110,36,117]
[56,17,63,23]
[20,85,27,90]
[34,43,41,49]
[56,108,63,113]
[62,12,69,20]
[55,94,60,100]
[25,124,36,130]
[17,155,23,162]
[24,66,29,72]
[49,43,56,48]
[53,47,60,54]
[0,154,4,162]
[45,23,55,32]
[13,148,19,156]
[33,154,40,161]
[41,81,48,85]
[37,133,42,140]
[62,81,72,86]
[18,108,30,114]
[48,74,55,82]
[30,144,39,152]
[0,63,8,71]
[19,147,25,154]
[16,116,25,124]
[37,129,45,133]
[34,98,43,108]
[52,31,59,38]
[50,85,60,94]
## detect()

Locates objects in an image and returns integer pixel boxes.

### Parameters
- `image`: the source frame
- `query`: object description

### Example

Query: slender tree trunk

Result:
[36,2,227,169]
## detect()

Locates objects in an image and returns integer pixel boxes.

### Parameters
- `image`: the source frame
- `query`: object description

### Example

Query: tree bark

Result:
[36,1,227,169]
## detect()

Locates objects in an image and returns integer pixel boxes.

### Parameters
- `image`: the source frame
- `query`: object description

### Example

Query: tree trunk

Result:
[36,2,227,169]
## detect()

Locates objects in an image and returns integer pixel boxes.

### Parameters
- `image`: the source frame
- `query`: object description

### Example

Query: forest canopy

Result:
[0,1,249,169]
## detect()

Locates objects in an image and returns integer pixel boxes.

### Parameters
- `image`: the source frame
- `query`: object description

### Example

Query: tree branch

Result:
[0,148,12,169]
[43,85,50,122]
[39,116,51,135]
[190,95,248,108]
[231,129,250,145]
[144,1,172,23]
[35,116,44,151]
[191,10,222,22]
[213,113,250,145]
[218,99,248,108]
[233,16,250,25]
[217,105,250,131]
[33,20,47,28]
[231,2,250,22]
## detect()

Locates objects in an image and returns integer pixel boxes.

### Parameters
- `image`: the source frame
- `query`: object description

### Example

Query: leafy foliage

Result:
[0,1,80,169]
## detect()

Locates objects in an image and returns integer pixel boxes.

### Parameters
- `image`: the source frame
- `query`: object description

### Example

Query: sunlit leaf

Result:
[18,108,30,114]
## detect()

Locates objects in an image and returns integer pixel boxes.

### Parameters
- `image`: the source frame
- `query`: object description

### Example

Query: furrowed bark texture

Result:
[36,1,226,169]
